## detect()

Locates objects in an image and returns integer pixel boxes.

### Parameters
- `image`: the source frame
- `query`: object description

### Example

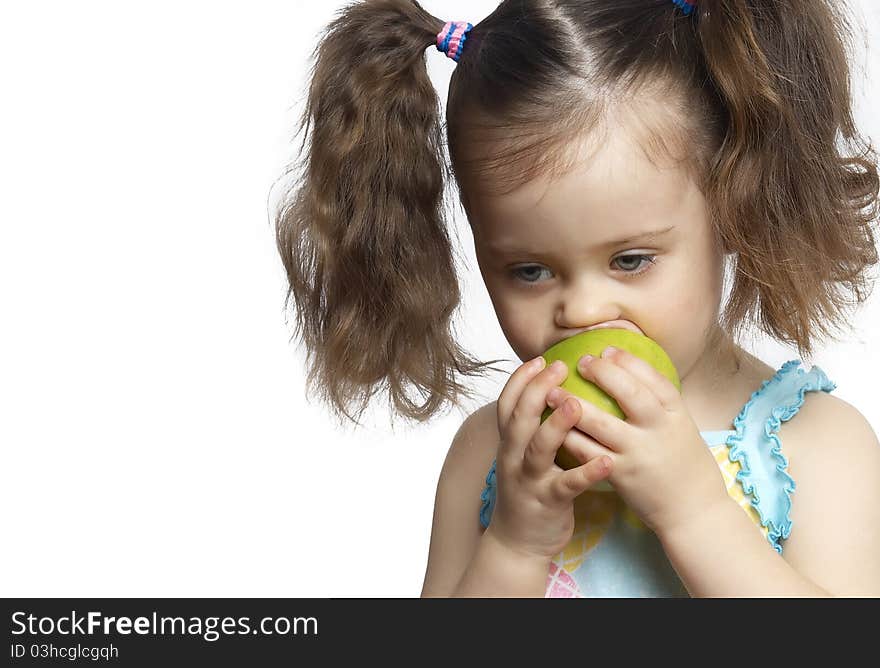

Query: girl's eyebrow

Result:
[609,225,677,246]
[486,225,677,253]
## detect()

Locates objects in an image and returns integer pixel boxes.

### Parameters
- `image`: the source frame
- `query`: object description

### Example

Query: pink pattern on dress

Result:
[545,561,583,598]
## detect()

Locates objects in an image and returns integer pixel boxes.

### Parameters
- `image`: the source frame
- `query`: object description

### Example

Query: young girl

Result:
[275,0,880,596]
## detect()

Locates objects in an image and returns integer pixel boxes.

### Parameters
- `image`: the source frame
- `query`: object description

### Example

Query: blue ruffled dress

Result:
[478,359,836,597]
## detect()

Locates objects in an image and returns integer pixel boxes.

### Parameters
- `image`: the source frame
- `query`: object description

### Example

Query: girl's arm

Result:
[657,393,880,597]
[420,402,548,598]
[657,494,833,597]
[451,527,550,597]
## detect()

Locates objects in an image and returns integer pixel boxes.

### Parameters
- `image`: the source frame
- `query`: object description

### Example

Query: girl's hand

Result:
[545,346,729,537]
[488,357,614,561]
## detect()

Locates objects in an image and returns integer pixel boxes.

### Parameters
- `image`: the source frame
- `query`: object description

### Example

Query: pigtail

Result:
[274,0,505,427]
[696,0,879,357]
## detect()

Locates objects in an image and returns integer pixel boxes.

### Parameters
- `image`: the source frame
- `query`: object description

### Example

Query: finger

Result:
[577,353,660,423]
[581,347,680,410]
[497,357,547,428]
[548,455,613,504]
[499,359,570,463]
[556,425,616,466]
[522,397,582,478]
[547,389,629,453]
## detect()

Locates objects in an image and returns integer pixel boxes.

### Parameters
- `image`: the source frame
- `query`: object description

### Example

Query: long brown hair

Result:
[274,0,879,426]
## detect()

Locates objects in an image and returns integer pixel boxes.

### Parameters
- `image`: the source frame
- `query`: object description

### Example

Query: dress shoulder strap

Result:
[479,460,497,530]
[723,359,836,553]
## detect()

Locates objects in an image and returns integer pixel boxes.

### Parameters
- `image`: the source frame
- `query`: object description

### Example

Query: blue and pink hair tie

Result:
[436,21,473,62]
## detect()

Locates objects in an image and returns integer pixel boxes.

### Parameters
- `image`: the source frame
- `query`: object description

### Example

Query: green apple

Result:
[540,328,681,492]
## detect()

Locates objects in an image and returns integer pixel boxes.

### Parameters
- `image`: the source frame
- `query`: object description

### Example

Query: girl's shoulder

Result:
[436,401,499,503]
[777,385,871,471]
[471,399,502,476]
[773,376,880,595]
[457,400,500,464]
[420,401,500,596]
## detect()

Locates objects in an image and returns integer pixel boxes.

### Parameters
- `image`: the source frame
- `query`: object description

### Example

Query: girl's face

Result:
[467,125,728,386]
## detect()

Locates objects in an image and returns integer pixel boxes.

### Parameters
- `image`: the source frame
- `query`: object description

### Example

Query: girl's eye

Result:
[613,253,657,275]
[509,265,552,284]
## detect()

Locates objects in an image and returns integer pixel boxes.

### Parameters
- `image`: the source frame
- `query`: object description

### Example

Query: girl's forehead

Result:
[468,126,696,229]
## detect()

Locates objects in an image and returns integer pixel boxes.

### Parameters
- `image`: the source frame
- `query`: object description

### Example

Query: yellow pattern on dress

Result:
[559,492,619,572]
[709,443,769,541]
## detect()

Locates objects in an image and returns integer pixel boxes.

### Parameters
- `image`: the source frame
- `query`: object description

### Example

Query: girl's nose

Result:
[555,278,619,330]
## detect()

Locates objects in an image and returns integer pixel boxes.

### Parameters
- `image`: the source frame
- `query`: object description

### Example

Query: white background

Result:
[1,1,878,598]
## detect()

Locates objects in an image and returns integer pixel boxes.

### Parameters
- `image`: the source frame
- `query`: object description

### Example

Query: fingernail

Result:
[547,388,562,404]
[579,354,594,366]
[531,356,546,370]
[551,360,567,373]
[601,346,619,359]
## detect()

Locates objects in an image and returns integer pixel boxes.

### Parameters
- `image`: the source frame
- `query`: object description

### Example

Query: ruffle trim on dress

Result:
[479,459,497,529]
[724,359,836,554]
